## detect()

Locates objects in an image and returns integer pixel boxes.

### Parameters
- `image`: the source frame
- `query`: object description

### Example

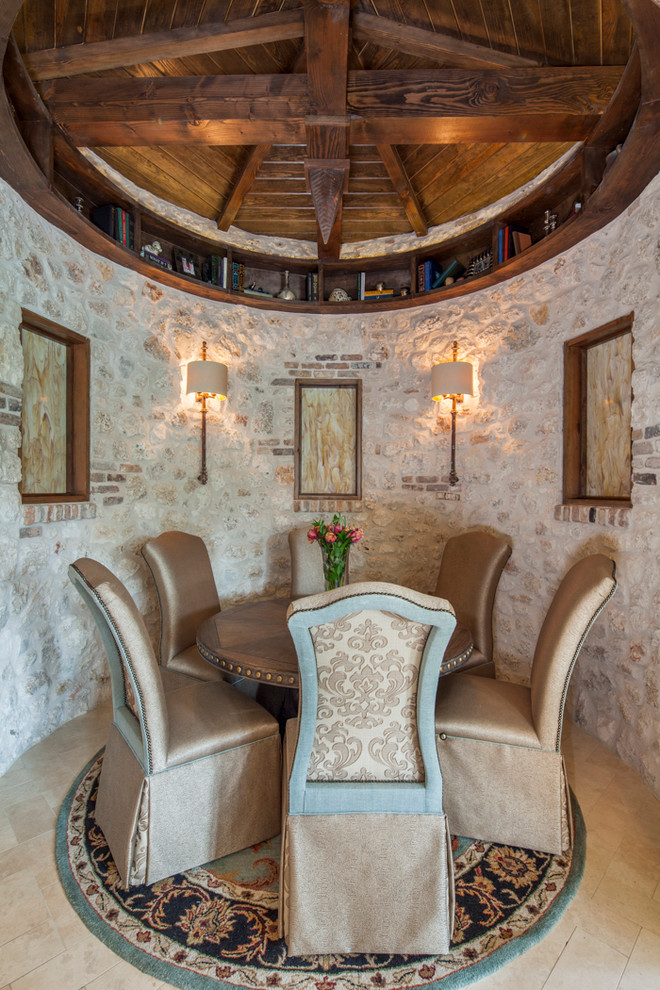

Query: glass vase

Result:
[321,544,349,590]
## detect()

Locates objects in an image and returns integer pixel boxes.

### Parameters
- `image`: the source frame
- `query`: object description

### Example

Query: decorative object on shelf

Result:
[277,270,296,300]
[328,287,351,302]
[543,210,558,236]
[142,240,162,256]
[185,341,228,486]
[399,286,410,296]
[307,513,364,590]
[141,241,173,270]
[431,340,474,487]
[173,248,200,279]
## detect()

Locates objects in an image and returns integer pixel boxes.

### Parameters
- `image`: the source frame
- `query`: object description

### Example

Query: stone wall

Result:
[0,172,658,796]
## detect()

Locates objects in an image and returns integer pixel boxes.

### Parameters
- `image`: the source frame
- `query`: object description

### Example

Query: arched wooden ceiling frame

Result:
[0,0,659,314]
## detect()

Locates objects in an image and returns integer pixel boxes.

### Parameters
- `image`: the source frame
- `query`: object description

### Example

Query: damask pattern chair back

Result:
[306,608,429,783]
[280,581,457,956]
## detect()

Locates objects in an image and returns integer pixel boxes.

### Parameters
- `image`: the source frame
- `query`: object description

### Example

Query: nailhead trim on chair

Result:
[71,563,154,774]
[553,563,618,751]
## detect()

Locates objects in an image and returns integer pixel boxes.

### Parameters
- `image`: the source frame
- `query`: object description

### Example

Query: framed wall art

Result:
[563,313,633,505]
[20,310,90,503]
[294,379,362,500]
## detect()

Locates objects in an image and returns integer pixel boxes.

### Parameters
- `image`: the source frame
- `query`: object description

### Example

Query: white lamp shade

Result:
[186,359,228,398]
[431,360,473,400]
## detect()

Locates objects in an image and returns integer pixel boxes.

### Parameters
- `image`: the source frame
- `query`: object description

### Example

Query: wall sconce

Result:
[186,341,228,485]
[431,340,474,486]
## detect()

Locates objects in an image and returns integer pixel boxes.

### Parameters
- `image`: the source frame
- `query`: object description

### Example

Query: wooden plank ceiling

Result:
[12,0,633,259]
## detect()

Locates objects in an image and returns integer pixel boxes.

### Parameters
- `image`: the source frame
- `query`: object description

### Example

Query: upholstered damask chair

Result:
[435,554,617,854]
[435,530,511,678]
[279,581,457,956]
[69,557,281,886]
[141,530,225,682]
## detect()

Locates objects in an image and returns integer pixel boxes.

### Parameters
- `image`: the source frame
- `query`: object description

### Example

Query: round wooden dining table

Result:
[197,598,473,687]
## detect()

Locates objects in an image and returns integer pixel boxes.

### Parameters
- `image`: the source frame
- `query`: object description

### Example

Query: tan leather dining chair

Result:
[141,530,225,682]
[288,526,325,598]
[435,554,617,854]
[435,530,511,677]
[69,557,281,886]
[280,582,457,956]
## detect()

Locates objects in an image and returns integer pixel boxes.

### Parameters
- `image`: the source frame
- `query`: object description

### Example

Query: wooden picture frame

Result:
[20,310,90,503]
[563,313,633,506]
[294,379,362,500]
[173,248,200,279]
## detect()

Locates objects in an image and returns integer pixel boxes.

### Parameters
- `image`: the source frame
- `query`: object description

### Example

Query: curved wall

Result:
[0,169,658,795]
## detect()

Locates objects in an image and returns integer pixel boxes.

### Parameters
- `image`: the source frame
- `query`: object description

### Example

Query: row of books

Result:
[355,272,396,300]
[417,257,466,292]
[202,254,228,288]
[497,224,532,264]
[92,204,135,250]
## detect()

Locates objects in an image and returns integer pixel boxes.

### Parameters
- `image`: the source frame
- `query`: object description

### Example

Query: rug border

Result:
[55,750,585,990]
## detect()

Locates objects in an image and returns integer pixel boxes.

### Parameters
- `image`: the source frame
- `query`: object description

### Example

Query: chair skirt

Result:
[280,811,455,956]
[435,734,572,854]
[96,723,282,885]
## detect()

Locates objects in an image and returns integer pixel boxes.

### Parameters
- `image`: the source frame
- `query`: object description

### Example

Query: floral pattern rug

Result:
[57,753,584,990]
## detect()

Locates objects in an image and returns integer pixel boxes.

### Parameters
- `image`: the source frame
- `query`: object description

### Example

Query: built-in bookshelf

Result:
[44,117,634,314]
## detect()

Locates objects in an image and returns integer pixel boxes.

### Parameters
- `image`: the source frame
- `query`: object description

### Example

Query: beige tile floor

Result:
[0,701,658,990]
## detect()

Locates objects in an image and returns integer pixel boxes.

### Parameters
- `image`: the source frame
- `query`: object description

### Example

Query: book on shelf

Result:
[242,287,273,298]
[511,228,532,255]
[306,271,320,301]
[364,287,394,298]
[356,271,366,300]
[92,204,135,249]
[417,258,442,292]
[231,261,245,291]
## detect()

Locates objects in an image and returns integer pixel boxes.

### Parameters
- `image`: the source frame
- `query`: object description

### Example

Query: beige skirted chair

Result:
[280,581,458,956]
[288,526,325,598]
[435,530,511,677]
[69,557,281,886]
[141,530,225,682]
[435,554,617,854]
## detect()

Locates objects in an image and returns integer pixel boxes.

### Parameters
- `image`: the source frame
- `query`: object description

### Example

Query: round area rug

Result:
[57,752,584,990]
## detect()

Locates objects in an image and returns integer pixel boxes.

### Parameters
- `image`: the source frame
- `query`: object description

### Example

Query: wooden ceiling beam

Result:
[23,9,305,81]
[346,66,623,117]
[42,74,312,121]
[376,143,427,237]
[351,11,541,69]
[216,144,271,231]
[62,119,307,145]
[355,116,600,144]
[60,113,602,148]
[303,0,351,254]
[44,66,622,126]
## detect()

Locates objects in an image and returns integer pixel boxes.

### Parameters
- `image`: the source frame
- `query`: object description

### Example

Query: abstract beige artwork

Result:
[585,333,632,498]
[21,328,67,494]
[297,383,360,496]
